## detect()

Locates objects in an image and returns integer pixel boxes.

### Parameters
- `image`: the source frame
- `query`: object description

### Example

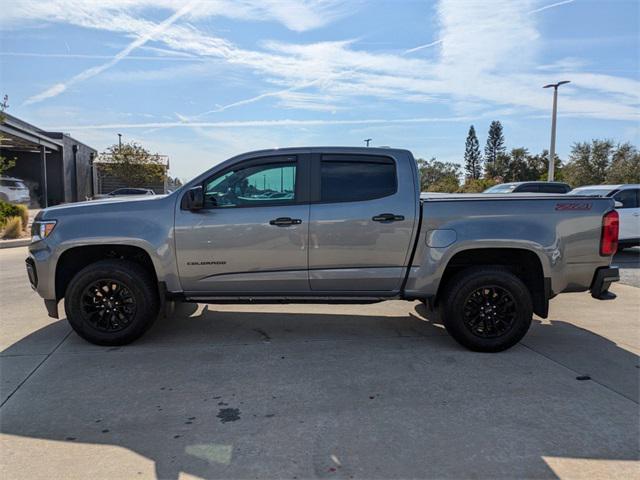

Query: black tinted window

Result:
[540,184,569,194]
[320,156,396,202]
[515,184,539,193]
[613,189,639,209]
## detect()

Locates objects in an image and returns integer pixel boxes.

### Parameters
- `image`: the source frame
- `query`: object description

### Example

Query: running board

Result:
[183,296,393,305]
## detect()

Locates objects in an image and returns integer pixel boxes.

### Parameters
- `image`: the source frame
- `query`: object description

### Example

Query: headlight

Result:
[31,220,57,240]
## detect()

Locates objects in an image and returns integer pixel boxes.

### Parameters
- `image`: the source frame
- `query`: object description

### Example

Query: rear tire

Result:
[64,259,159,346]
[439,267,533,352]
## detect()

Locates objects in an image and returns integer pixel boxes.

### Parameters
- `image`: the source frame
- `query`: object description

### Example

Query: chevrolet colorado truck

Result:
[26,147,620,352]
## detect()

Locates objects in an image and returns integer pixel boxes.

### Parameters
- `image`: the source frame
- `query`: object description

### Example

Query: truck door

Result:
[175,154,310,293]
[308,152,418,292]
[613,188,640,241]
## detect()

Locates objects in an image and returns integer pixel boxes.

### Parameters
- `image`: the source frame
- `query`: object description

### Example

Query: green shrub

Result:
[1,216,23,239]
[0,200,28,231]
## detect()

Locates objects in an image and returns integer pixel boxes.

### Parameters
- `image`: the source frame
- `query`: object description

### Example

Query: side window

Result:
[516,184,539,193]
[320,155,396,203]
[613,189,639,209]
[203,158,296,208]
[541,185,568,194]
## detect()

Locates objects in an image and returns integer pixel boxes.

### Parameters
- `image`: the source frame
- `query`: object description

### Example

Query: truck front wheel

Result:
[439,267,533,352]
[64,259,159,346]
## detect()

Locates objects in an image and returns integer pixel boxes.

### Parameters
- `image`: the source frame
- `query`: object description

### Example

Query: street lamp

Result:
[117,133,122,151]
[364,138,372,147]
[543,80,570,181]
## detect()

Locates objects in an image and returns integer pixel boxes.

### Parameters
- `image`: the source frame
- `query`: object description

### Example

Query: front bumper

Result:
[590,266,619,300]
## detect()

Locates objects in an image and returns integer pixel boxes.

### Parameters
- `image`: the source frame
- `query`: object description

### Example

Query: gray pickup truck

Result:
[26,147,620,352]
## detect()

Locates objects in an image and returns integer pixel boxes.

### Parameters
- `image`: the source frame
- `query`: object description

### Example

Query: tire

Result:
[64,259,159,346]
[439,267,533,352]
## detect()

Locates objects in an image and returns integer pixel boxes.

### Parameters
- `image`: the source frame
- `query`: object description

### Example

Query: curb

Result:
[0,238,30,249]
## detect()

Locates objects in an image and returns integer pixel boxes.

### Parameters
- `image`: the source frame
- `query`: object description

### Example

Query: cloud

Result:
[403,40,443,55]
[23,1,199,105]
[9,0,639,123]
[54,115,475,130]
[528,0,575,15]
[0,0,352,33]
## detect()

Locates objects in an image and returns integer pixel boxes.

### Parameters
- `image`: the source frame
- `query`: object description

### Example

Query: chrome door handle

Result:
[372,213,405,223]
[269,217,302,226]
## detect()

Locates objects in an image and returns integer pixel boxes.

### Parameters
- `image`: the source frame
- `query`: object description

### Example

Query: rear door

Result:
[175,154,310,293]
[308,152,417,292]
[613,188,640,241]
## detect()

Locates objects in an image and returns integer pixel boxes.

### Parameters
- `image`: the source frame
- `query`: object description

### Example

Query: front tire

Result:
[64,259,159,345]
[439,267,533,352]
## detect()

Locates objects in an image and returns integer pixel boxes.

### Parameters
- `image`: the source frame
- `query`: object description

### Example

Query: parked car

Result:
[568,184,640,250]
[107,188,155,196]
[484,181,571,194]
[27,147,619,352]
[0,176,31,204]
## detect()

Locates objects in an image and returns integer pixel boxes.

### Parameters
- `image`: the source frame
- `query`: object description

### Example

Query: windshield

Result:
[568,188,613,197]
[0,179,26,188]
[484,184,517,193]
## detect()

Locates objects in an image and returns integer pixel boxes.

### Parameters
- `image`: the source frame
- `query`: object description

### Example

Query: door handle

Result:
[269,217,302,226]
[372,213,405,223]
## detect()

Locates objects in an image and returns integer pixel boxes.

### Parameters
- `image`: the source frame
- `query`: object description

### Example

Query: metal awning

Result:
[0,117,62,152]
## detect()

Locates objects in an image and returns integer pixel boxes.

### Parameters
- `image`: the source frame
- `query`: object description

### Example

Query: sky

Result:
[1,0,638,181]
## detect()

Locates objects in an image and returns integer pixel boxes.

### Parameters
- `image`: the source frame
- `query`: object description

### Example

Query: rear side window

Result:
[613,189,639,209]
[540,184,570,194]
[515,184,539,193]
[320,155,396,202]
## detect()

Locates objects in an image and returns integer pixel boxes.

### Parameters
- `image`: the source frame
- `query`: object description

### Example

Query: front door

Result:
[308,153,418,292]
[175,155,310,293]
[613,188,640,241]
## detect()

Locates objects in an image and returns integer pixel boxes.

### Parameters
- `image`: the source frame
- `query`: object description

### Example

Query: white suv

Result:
[569,184,640,250]
[0,176,31,205]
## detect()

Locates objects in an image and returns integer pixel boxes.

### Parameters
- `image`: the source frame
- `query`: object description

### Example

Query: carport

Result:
[0,113,96,207]
[0,114,62,208]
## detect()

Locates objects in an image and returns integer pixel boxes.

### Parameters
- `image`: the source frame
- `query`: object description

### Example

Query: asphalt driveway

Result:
[0,246,638,479]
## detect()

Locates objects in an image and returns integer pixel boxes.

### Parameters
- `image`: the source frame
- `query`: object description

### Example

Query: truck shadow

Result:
[1,303,638,479]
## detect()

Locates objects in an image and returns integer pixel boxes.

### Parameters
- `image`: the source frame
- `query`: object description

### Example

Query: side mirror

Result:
[614,200,623,209]
[181,186,204,211]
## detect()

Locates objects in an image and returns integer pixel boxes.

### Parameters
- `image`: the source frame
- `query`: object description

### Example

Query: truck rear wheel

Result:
[64,259,159,346]
[439,267,532,352]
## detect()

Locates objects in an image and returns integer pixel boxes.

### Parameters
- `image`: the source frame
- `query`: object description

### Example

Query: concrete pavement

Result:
[0,246,638,479]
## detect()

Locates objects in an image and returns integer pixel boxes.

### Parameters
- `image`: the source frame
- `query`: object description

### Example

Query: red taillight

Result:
[600,210,619,256]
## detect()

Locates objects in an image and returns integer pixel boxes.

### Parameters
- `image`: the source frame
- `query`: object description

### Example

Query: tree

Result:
[416,157,461,192]
[464,125,482,180]
[100,142,165,188]
[531,149,563,181]
[0,95,16,176]
[606,142,640,184]
[563,139,614,186]
[484,120,505,176]
[459,178,498,193]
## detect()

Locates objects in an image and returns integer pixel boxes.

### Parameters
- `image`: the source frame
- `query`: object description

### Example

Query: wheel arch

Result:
[435,247,550,318]
[55,244,160,301]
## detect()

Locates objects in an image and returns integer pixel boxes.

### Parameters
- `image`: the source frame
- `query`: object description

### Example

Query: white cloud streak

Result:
[54,115,474,130]
[528,0,575,15]
[403,39,443,55]
[23,1,199,105]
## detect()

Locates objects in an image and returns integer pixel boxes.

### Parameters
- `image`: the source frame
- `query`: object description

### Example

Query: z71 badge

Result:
[555,202,592,211]
[187,261,227,266]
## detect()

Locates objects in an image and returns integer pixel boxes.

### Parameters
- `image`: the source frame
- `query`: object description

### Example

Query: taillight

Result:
[600,210,619,256]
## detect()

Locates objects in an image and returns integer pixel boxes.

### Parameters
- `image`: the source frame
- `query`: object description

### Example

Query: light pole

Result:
[364,138,372,147]
[117,133,122,152]
[543,80,570,181]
